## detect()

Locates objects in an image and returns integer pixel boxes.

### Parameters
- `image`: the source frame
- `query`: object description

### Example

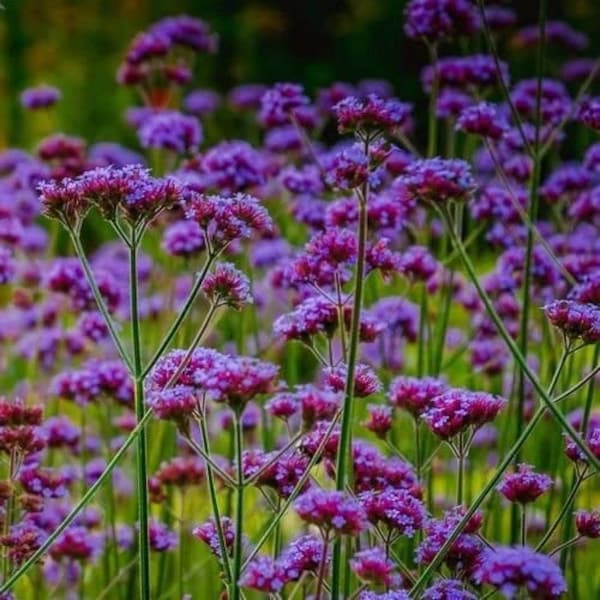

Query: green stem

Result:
[456,437,465,506]
[231,412,245,600]
[129,234,151,600]
[426,43,439,158]
[141,253,215,378]
[69,230,133,371]
[332,175,369,598]
[440,208,600,470]
[198,413,233,585]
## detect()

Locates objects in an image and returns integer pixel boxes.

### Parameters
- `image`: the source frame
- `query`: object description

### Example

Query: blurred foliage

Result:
[0,0,599,149]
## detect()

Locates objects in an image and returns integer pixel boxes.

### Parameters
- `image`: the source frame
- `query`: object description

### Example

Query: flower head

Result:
[332,94,411,135]
[404,0,480,43]
[21,85,61,110]
[350,547,398,587]
[294,488,368,536]
[497,464,553,504]
[474,546,566,599]
[575,510,600,538]
[202,262,252,309]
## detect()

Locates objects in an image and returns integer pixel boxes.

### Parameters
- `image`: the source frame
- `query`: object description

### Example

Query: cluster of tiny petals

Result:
[422,578,478,600]
[359,488,426,537]
[273,295,338,342]
[578,98,600,131]
[399,158,476,204]
[497,464,553,504]
[332,94,412,134]
[422,55,509,92]
[363,404,393,438]
[474,546,567,599]
[575,510,600,538]
[192,517,235,558]
[350,547,398,587]
[258,82,309,128]
[404,0,480,42]
[544,299,600,344]
[422,388,506,440]
[138,111,202,154]
[238,555,288,593]
[456,102,507,140]
[21,85,61,110]
[201,262,252,309]
[323,363,382,397]
[388,376,448,418]
[294,488,368,536]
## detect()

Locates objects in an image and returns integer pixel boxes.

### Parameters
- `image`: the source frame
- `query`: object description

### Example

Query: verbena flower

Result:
[279,534,326,581]
[422,578,478,599]
[474,546,567,599]
[201,262,253,309]
[259,83,309,128]
[497,464,553,504]
[388,376,447,418]
[422,388,506,440]
[350,547,398,587]
[294,488,368,537]
[456,102,507,139]
[399,158,476,204]
[332,94,412,134]
[20,85,61,110]
[512,20,588,52]
[324,363,382,397]
[138,111,202,154]
[422,55,509,92]
[544,299,600,344]
[239,555,289,593]
[363,404,394,438]
[575,510,600,538]
[192,516,235,559]
[360,488,426,537]
[404,0,480,43]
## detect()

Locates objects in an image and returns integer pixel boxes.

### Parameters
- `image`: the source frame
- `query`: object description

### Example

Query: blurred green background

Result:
[0,0,599,150]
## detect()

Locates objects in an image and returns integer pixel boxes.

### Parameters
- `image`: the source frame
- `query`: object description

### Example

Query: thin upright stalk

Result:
[231,412,245,600]
[440,207,600,469]
[129,233,151,600]
[409,347,569,596]
[332,174,369,598]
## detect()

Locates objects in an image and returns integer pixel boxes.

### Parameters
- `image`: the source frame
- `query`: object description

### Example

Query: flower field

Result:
[0,2,599,598]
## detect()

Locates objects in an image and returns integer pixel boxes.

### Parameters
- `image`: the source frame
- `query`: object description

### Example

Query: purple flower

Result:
[436,89,474,120]
[149,15,218,53]
[138,111,202,154]
[50,526,104,562]
[350,547,398,587]
[510,79,571,126]
[0,246,15,284]
[575,510,600,538]
[404,0,480,43]
[162,219,205,258]
[20,85,61,110]
[324,363,382,398]
[388,376,447,418]
[228,84,267,111]
[544,299,600,344]
[497,464,553,504]
[201,262,252,309]
[332,94,412,134]
[399,158,475,204]
[184,89,220,116]
[359,591,410,600]
[422,388,506,440]
[416,508,483,574]
[273,295,338,342]
[422,55,509,92]
[474,546,567,599]
[259,83,309,128]
[192,516,235,558]
[147,385,198,423]
[578,97,600,131]
[360,488,426,537]
[198,140,268,192]
[294,488,368,536]
[456,102,507,139]
[513,20,588,52]
[239,555,289,593]
[279,534,326,580]
[423,578,478,599]
[324,145,369,190]
[364,404,394,438]
[148,521,177,552]
[89,142,145,168]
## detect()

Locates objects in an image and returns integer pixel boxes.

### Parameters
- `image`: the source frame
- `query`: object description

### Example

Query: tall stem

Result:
[332,175,369,598]
[231,412,245,600]
[129,233,151,600]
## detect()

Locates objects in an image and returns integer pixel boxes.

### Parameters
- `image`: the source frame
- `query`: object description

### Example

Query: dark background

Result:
[0,0,598,149]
